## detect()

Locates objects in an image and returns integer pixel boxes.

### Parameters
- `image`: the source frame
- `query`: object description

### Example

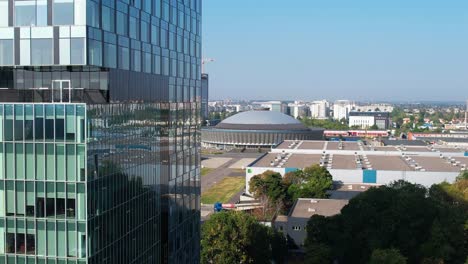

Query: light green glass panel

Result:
[0,225,4,254]
[67,183,75,199]
[17,256,26,264]
[46,182,55,198]
[16,218,25,233]
[66,105,75,135]
[36,180,45,197]
[15,104,24,120]
[37,221,46,256]
[6,218,14,232]
[57,221,66,257]
[25,104,34,120]
[76,105,85,143]
[47,221,56,256]
[46,144,55,181]
[77,145,85,181]
[56,182,65,199]
[6,181,14,215]
[66,145,76,181]
[34,105,44,117]
[26,182,35,206]
[27,257,36,264]
[55,105,65,118]
[36,144,45,180]
[5,143,14,179]
[45,105,54,119]
[77,184,86,220]
[77,222,86,258]
[7,256,15,264]
[27,220,35,234]
[16,143,25,180]
[0,112,3,142]
[25,144,35,180]
[56,144,65,181]
[16,181,25,215]
[0,183,4,216]
[67,223,76,257]
[0,144,3,179]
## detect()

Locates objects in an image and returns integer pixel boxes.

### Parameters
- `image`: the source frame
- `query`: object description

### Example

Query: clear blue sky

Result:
[202,0,468,102]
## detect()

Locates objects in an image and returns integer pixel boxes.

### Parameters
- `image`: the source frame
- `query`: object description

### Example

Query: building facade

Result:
[333,100,353,120]
[348,112,391,129]
[309,100,329,119]
[0,0,202,263]
[201,73,208,123]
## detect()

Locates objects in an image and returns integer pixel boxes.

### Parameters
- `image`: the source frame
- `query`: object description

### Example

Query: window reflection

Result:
[53,0,74,25]
[15,0,36,26]
[31,39,53,65]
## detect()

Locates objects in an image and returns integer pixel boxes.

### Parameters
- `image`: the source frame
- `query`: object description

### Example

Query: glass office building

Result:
[0,0,202,263]
[200,73,208,123]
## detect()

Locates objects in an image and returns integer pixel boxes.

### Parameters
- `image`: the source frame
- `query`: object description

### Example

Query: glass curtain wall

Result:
[0,103,87,264]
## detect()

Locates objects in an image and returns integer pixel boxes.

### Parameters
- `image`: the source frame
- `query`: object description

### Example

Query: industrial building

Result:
[246,140,468,195]
[201,111,324,149]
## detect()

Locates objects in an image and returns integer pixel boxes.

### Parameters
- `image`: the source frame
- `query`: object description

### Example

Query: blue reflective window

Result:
[116,11,128,36]
[15,0,36,26]
[31,39,53,65]
[0,40,14,66]
[37,0,47,26]
[118,46,129,70]
[70,38,85,65]
[102,6,115,32]
[53,0,74,25]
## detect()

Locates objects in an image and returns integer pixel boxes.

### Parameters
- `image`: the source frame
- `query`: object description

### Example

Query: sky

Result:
[202,0,468,102]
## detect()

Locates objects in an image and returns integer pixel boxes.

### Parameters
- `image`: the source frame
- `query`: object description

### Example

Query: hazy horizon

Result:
[203,0,468,101]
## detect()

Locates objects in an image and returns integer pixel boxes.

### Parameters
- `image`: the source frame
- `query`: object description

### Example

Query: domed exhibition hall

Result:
[201,111,324,149]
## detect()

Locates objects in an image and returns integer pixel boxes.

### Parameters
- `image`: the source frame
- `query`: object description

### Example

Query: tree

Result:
[304,181,467,264]
[368,249,407,264]
[286,165,333,201]
[201,211,286,264]
[370,124,379,130]
[249,170,287,220]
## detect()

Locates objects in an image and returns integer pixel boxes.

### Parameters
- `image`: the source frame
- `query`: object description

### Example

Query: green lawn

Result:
[201,176,245,204]
[201,167,214,177]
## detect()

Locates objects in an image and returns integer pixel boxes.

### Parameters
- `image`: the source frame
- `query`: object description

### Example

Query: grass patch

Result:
[201,167,214,177]
[201,176,245,204]
[201,150,224,155]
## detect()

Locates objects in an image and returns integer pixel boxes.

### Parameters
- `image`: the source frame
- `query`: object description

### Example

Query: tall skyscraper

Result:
[0,0,202,263]
[201,73,209,123]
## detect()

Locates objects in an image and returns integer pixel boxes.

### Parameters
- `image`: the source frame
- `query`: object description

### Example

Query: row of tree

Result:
[304,173,468,264]
[248,165,333,220]
[300,117,350,130]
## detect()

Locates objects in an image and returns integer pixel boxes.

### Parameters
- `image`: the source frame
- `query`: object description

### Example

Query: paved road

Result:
[201,157,240,193]
[202,152,264,159]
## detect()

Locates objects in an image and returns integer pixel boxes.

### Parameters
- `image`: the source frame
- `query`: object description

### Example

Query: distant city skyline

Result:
[203,0,468,101]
